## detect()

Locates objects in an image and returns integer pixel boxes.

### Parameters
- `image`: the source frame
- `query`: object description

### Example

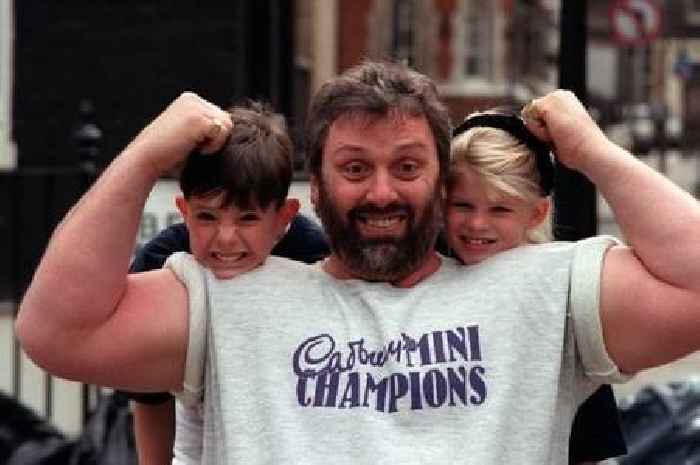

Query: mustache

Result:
[348,203,412,219]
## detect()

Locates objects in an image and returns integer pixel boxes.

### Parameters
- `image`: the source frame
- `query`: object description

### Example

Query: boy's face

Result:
[445,164,548,265]
[176,193,298,279]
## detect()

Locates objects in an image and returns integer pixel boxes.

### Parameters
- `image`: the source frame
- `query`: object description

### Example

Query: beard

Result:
[315,180,442,282]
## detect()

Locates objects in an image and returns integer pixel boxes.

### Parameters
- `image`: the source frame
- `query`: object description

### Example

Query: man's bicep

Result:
[72,270,188,391]
[600,246,700,373]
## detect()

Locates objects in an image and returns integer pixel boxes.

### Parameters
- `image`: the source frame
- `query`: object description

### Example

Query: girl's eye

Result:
[450,201,474,211]
[492,206,514,214]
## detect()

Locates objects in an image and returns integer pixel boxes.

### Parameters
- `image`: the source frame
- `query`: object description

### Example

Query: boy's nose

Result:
[217,224,241,244]
[365,170,399,207]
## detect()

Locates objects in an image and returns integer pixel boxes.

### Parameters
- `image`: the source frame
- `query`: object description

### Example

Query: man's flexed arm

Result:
[15,93,232,390]
[525,90,700,373]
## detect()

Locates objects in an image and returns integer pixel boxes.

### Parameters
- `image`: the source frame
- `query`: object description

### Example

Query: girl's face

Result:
[445,164,549,265]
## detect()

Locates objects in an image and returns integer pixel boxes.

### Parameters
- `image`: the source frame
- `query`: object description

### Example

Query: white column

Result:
[311,0,338,93]
[0,305,14,394]
[0,0,17,171]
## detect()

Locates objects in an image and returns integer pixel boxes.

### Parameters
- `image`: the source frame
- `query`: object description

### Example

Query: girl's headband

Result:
[452,112,554,195]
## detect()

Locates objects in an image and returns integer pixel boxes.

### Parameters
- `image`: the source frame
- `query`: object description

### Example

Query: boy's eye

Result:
[240,212,262,222]
[195,211,217,221]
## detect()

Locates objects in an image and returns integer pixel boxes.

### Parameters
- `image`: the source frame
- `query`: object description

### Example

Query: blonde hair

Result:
[449,119,552,243]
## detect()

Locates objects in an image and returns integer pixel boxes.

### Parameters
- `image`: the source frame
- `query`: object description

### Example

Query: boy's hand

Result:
[127,92,233,177]
[521,90,612,173]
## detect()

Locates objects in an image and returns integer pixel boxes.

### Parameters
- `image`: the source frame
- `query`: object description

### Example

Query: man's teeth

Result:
[362,217,402,228]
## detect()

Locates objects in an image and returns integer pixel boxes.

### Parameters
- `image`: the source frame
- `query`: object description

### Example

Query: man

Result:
[16,61,700,464]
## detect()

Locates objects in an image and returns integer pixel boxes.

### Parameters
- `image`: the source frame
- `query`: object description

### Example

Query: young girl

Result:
[444,109,626,465]
[445,109,553,265]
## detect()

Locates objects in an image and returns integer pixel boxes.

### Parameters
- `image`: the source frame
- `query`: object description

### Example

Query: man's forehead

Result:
[325,111,435,150]
[330,109,424,129]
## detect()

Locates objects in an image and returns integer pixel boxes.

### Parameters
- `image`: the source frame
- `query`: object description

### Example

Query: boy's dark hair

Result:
[179,101,293,210]
[305,60,451,184]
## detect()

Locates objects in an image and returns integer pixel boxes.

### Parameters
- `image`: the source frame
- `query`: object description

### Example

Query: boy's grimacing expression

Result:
[446,164,549,265]
[176,193,298,279]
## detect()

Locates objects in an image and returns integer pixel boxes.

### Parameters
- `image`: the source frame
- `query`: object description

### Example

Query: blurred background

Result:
[0,0,698,461]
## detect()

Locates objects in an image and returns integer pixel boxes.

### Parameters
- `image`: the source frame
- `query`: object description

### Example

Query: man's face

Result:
[311,112,442,282]
[177,193,297,279]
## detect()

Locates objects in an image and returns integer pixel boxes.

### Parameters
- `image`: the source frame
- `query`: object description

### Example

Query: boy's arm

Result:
[527,91,700,373]
[132,401,176,465]
[15,92,232,390]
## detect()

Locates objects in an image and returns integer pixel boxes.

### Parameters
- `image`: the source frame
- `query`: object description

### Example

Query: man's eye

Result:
[396,161,419,177]
[343,162,368,178]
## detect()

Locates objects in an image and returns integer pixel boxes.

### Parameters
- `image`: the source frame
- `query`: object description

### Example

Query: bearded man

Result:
[17,61,700,465]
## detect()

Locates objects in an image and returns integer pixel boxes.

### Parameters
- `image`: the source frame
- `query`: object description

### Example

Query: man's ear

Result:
[529,197,551,228]
[309,175,319,210]
[175,195,189,218]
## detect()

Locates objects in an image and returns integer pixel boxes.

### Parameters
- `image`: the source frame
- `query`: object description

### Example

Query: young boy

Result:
[130,101,315,465]
[444,109,626,465]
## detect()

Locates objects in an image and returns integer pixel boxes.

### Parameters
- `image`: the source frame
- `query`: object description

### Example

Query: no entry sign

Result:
[609,0,662,47]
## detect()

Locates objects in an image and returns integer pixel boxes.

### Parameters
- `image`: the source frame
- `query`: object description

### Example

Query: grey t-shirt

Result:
[168,236,624,465]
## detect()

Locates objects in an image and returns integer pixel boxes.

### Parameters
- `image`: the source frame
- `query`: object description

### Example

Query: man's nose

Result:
[365,170,399,207]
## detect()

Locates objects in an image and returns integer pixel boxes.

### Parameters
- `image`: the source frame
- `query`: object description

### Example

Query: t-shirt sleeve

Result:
[172,400,204,465]
[165,252,209,407]
[569,235,631,383]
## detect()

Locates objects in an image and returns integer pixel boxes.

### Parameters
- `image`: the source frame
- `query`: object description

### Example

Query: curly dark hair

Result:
[305,60,451,184]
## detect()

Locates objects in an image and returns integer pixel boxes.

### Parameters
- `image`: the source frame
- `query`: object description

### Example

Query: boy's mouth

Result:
[211,251,248,262]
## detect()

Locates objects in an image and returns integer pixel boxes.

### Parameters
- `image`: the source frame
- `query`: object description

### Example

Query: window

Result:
[392,0,416,66]
[687,0,700,24]
[461,0,493,79]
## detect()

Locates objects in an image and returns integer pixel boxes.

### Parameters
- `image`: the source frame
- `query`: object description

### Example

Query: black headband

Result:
[452,113,554,195]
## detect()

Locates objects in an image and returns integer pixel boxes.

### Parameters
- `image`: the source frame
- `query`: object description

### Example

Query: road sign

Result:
[609,0,662,47]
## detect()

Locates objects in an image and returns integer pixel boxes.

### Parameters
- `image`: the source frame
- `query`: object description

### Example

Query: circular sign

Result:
[609,0,662,47]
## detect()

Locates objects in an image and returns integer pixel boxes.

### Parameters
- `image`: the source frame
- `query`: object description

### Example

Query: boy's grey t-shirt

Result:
[167,236,624,465]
